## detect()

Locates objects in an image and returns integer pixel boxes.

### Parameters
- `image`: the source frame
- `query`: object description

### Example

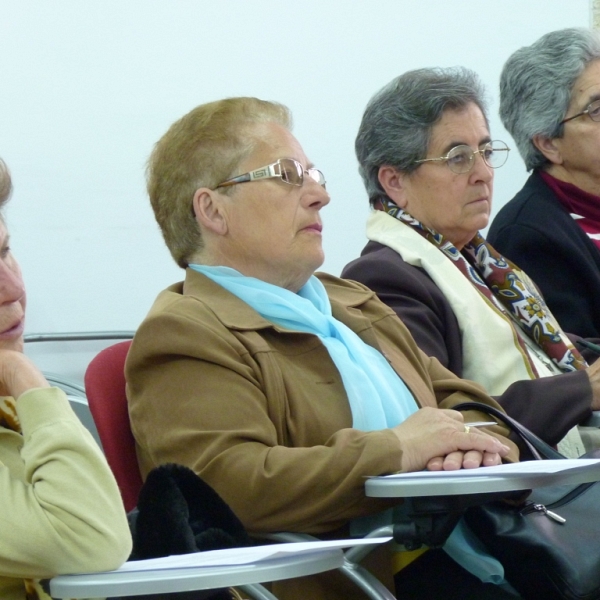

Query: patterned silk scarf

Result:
[0,397,51,600]
[379,199,586,374]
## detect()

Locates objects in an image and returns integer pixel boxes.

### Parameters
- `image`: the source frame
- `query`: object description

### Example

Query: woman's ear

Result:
[532,134,564,166]
[192,188,228,236]
[377,165,408,208]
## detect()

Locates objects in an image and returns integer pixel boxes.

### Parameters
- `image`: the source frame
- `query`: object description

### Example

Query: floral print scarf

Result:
[379,199,586,374]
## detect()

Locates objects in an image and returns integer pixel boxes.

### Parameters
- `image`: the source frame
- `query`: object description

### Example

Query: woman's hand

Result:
[0,350,49,399]
[425,448,502,471]
[391,407,510,473]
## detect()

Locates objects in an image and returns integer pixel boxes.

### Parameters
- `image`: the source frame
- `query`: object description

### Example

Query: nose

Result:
[0,260,25,305]
[303,177,331,210]
[469,151,494,184]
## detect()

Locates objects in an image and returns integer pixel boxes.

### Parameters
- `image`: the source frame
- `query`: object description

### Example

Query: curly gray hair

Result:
[500,27,600,171]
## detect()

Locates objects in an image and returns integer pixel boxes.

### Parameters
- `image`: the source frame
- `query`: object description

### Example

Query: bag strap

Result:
[453,402,564,461]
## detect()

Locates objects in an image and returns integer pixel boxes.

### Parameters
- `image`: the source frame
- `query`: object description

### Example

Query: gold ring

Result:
[464,425,471,434]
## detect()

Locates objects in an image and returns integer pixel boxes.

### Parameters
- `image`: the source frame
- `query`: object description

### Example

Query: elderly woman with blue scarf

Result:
[126,97,517,600]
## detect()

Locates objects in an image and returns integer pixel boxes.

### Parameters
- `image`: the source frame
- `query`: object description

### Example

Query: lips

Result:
[303,223,323,233]
[468,187,491,204]
[0,317,24,339]
[468,197,489,205]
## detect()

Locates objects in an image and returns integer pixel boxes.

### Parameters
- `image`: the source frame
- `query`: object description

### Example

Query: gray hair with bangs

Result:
[355,67,489,206]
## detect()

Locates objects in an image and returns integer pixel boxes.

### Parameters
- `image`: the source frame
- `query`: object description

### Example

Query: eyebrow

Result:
[583,92,600,107]
[296,158,316,170]
[439,136,492,155]
[281,157,314,170]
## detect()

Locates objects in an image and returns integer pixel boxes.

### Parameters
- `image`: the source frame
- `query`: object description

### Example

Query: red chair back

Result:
[85,340,142,512]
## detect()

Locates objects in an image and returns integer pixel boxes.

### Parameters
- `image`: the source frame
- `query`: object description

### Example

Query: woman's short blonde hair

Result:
[147,97,292,268]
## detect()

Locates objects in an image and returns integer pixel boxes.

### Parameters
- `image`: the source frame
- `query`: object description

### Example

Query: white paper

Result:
[103,537,392,573]
[371,458,600,479]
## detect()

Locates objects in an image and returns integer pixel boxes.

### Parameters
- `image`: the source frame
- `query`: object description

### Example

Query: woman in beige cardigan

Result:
[0,159,131,600]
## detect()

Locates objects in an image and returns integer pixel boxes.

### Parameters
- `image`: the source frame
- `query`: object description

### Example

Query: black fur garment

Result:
[127,463,252,600]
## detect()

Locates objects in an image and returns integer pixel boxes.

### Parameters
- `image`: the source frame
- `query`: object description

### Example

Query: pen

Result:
[576,339,600,356]
[466,421,498,427]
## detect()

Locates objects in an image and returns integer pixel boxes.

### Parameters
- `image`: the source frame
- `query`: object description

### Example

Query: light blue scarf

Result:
[189,265,508,588]
[190,265,418,430]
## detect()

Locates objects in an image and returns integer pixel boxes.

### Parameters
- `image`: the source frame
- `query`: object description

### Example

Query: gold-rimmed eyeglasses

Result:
[560,99,600,125]
[214,158,326,189]
[414,140,510,174]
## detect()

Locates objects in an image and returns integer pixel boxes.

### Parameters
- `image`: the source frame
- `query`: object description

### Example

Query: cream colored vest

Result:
[367,211,584,457]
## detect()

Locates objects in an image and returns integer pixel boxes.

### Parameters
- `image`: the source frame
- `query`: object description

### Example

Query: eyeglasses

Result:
[560,99,600,125]
[214,158,326,189]
[414,140,510,174]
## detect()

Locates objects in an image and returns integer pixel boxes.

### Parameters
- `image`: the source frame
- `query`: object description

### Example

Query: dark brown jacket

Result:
[343,241,592,446]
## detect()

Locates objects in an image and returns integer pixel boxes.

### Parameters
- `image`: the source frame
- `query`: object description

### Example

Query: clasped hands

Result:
[392,407,511,474]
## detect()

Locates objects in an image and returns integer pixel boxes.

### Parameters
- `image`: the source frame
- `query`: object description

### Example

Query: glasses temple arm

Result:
[217,173,252,188]
[249,163,279,182]
[415,157,447,164]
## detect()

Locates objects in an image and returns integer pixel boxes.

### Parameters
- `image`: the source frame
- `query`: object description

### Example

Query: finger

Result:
[454,429,511,456]
[428,451,502,471]
[481,451,502,466]
[426,456,445,471]
[461,450,484,469]
[442,451,464,471]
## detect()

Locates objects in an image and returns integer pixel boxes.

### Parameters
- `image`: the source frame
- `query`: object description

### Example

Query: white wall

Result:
[0,0,590,380]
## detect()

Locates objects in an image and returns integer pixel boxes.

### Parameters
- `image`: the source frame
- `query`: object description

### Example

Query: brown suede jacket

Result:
[126,268,518,600]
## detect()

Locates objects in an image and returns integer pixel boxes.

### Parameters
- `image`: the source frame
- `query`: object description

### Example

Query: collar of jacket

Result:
[180,267,380,338]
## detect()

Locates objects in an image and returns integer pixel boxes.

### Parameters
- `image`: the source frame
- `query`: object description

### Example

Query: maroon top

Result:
[540,171,600,251]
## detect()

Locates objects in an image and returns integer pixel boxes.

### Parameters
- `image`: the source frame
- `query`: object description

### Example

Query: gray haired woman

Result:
[488,27,600,339]
[343,66,600,461]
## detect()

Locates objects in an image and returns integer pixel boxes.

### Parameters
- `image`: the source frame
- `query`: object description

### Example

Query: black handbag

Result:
[454,402,600,600]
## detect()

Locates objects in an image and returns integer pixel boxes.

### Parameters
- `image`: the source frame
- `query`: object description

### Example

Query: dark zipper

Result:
[518,481,596,524]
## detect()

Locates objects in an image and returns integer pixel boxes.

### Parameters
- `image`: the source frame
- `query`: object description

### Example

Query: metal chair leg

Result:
[339,559,397,600]
[238,583,280,600]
